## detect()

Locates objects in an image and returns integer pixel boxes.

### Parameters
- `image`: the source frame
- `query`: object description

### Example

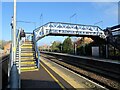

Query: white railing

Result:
[8,29,21,89]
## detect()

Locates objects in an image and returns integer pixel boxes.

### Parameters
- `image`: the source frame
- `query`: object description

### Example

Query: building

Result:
[0,48,4,57]
[39,44,51,51]
[4,42,11,55]
[75,37,93,47]
[83,37,93,44]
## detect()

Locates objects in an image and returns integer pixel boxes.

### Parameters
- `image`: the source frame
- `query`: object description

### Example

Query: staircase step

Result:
[24,42,33,44]
[16,52,34,55]
[21,46,34,49]
[21,53,34,55]
[21,57,35,61]
[21,56,35,58]
[21,54,34,57]
[20,64,37,67]
[16,61,35,64]
[22,43,33,46]
[21,51,34,53]
[21,68,38,72]
[17,64,36,67]
[21,46,33,49]
[16,60,36,62]
[20,66,37,70]
[21,48,34,51]
[16,57,35,60]
[16,56,35,58]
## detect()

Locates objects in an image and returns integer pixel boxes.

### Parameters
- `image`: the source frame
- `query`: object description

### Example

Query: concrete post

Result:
[75,43,77,55]
[61,45,62,52]
[13,0,16,63]
[105,44,108,58]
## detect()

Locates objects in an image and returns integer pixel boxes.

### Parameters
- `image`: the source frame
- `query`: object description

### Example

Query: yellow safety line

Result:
[40,63,66,90]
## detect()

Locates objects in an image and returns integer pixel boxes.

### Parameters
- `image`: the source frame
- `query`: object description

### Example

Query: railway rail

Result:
[40,53,120,90]
[0,55,9,63]
[0,54,10,89]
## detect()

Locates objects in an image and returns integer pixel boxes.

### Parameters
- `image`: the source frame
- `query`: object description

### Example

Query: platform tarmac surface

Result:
[21,62,74,89]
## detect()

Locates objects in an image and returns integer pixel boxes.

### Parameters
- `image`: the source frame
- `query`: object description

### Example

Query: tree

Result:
[76,37,92,55]
[51,41,61,52]
[63,37,73,54]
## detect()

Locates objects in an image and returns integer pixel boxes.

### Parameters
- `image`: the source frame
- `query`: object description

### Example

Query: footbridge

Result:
[34,22,106,41]
[33,22,120,51]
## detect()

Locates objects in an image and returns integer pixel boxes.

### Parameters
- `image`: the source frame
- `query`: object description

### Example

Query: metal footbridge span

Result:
[34,22,120,51]
[34,22,106,41]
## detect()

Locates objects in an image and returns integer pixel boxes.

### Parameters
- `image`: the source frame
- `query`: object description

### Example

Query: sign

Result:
[92,46,99,57]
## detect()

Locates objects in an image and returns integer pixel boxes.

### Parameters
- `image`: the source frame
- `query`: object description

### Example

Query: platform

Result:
[21,62,73,89]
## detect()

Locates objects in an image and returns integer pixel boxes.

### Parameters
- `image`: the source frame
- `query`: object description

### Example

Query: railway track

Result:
[0,54,10,90]
[41,53,120,90]
[0,55,10,64]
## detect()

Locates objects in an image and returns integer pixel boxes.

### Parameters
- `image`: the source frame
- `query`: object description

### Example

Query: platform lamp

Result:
[70,13,76,23]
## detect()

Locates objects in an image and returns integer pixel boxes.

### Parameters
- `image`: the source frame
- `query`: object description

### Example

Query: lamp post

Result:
[94,21,103,29]
[73,38,77,55]
[94,21,103,25]
[40,13,43,26]
[70,13,76,23]
[60,44,62,53]
[11,16,14,65]
[75,43,77,55]
[13,0,16,64]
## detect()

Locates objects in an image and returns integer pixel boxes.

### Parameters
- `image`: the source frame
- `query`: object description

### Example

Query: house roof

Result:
[0,48,4,52]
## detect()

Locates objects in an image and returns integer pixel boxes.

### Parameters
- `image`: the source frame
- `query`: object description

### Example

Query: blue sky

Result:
[2,2,118,46]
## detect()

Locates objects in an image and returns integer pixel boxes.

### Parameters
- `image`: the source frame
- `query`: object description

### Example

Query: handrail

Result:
[33,31,40,68]
[33,22,103,32]
[36,42,40,68]
[15,29,21,73]
[8,29,21,89]
[8,44,12,77]
[16,29,21,50]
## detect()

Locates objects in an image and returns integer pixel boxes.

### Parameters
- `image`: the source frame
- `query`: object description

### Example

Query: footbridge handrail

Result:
[33,31,40,68]
[8,29,21,89]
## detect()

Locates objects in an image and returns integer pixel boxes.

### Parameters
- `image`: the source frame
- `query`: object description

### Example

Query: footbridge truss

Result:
[33,22,106,41]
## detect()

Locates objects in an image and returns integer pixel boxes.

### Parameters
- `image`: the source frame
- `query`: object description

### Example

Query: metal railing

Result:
[33,31,40,68]
[104,27,120,51]
[8,29,21,89]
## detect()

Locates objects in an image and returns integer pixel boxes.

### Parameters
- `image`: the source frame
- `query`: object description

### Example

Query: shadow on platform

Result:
[21,79,62,89]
